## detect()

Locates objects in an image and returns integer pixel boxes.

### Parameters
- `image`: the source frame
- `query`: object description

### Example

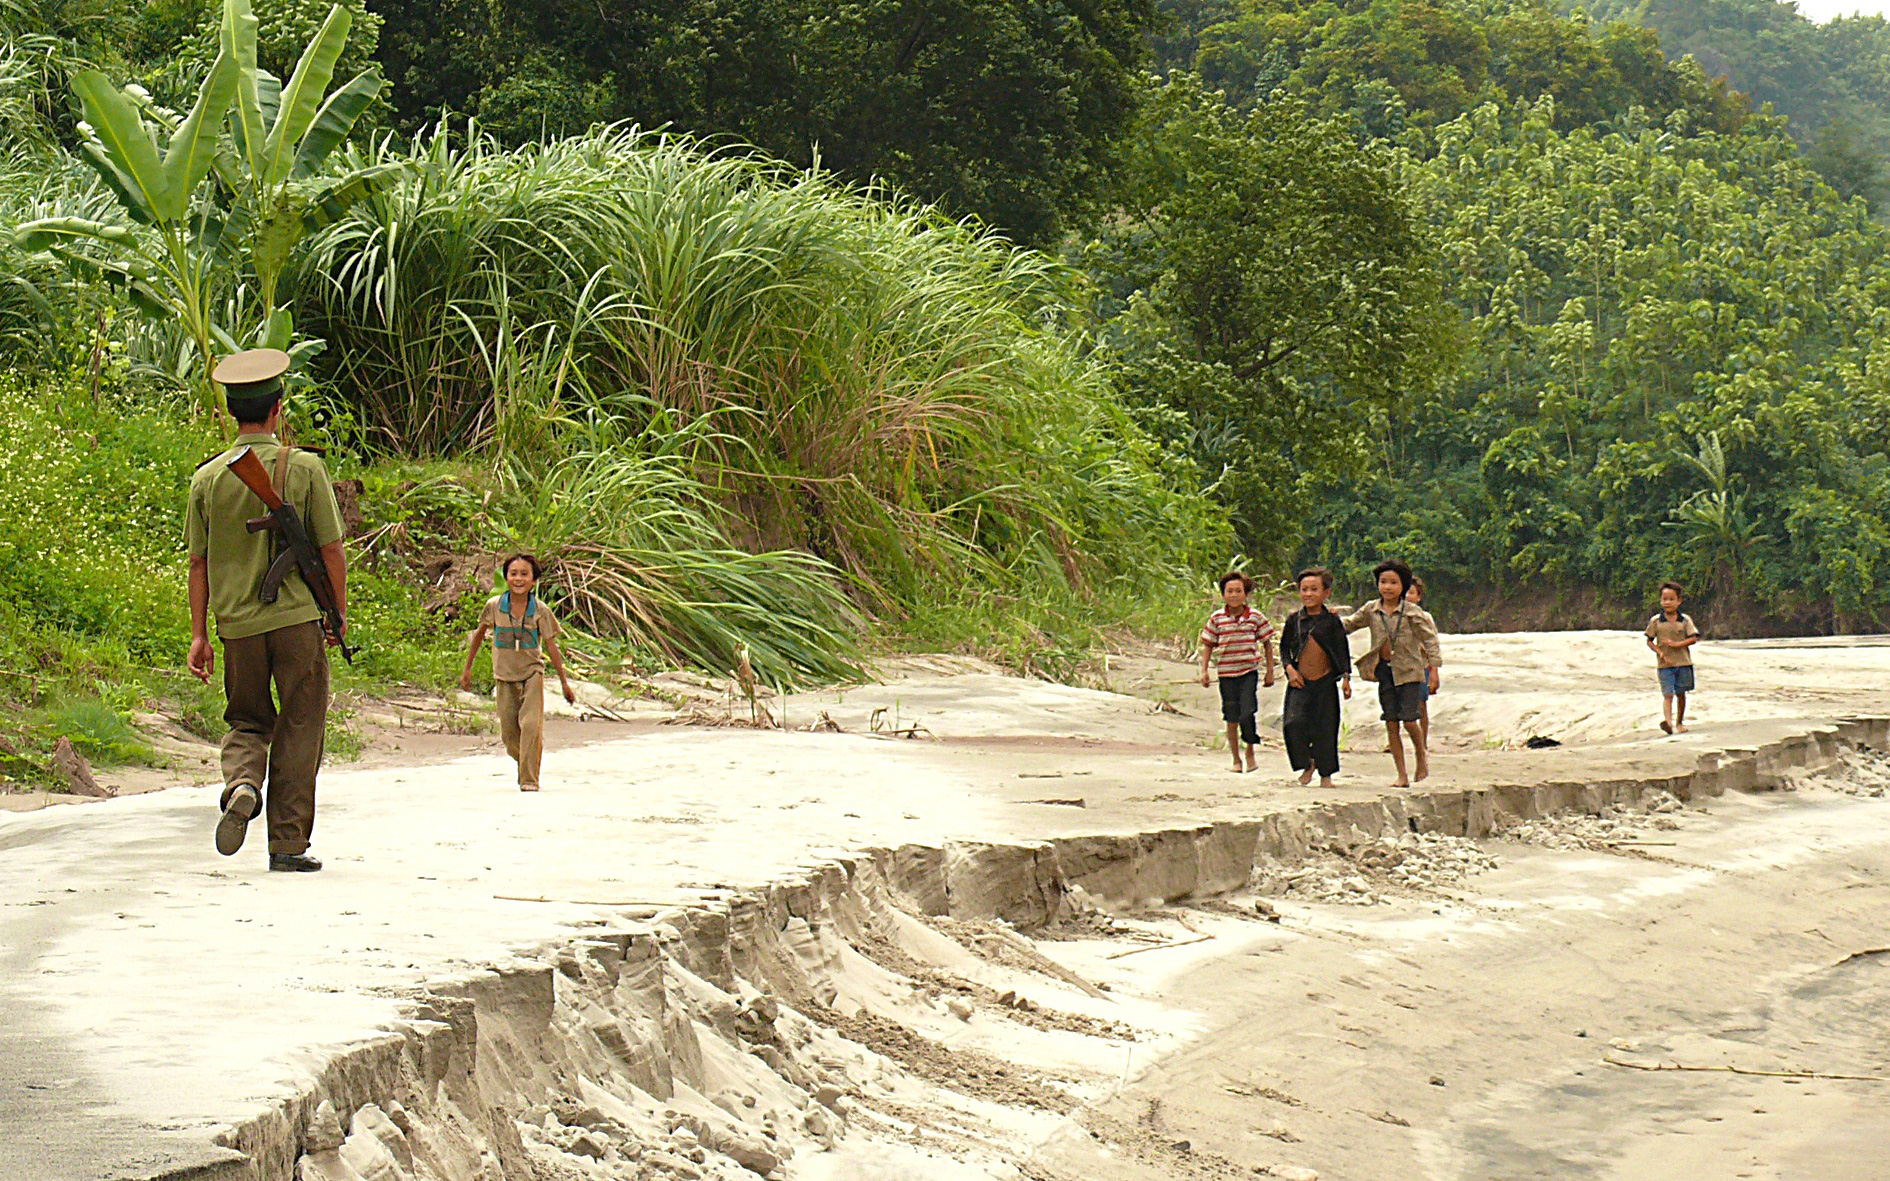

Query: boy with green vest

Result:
[460,554,576,790]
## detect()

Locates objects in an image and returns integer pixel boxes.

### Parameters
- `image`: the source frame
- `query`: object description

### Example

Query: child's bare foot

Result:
[1414,753,1429,782]
[1298,767,1315,786]
[1659,720,1673,735]
[1230,760,1245,773]
[1675,723,1688,733]
[1245,752,1259,773]
[1391,778,1409,789]
[520,783,540,792]
[1319,776,1335,789]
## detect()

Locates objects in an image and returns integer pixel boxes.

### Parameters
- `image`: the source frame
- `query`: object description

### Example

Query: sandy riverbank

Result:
[0,632,1885,1180]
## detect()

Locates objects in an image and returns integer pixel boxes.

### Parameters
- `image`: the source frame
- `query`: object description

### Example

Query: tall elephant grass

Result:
[290,123,1226,676]
[494,411,863,684]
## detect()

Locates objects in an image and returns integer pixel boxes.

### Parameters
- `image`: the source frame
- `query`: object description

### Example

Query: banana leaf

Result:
[13,216,138,251]
[163,49,238,208]
[264,4,352,186]
[292,70,383,179]
[224,0,267,181]
[73,71,172,221]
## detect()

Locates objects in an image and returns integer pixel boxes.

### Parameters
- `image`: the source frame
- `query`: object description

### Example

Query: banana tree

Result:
[11,0,396,409]
[217,0,398,334]
[14,37,239,407]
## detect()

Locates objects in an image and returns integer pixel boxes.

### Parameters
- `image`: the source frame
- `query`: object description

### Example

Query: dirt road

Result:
[0,633,1885,1180]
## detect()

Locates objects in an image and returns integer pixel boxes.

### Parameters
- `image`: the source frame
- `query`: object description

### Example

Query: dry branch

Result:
[1602,1054,1887,1082]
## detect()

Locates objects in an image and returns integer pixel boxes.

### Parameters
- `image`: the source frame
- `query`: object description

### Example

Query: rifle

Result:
[226,445,357,664]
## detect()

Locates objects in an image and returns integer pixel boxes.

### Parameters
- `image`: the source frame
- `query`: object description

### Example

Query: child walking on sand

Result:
[1280,568,1352,787]
[1344,559,1441,788]
[461,553,577,791]
[1200,571,1277,773]
[1646,581,1699,735]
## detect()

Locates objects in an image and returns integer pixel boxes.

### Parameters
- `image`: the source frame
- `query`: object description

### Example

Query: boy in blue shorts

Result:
[1645,581,1699,735]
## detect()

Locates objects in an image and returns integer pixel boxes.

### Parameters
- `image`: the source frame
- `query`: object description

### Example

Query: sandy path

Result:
[0,633,1885,1179]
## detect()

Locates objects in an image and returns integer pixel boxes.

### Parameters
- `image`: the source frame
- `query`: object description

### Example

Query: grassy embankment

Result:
[0,127,1227,790]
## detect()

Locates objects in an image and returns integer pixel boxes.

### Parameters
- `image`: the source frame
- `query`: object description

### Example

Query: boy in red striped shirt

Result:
[1199,571,1277,773]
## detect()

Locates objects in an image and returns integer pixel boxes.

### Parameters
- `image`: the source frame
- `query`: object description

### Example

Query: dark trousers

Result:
[220,621,329,854]
[1283,675,1341,776]
[1218,670,1260,746]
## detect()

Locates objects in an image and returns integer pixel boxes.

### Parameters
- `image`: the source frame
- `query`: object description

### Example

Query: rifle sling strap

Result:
[272,443,294,500]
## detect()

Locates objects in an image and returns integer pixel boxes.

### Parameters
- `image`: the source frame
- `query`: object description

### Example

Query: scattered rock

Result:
[51,737,113,799]
[946,996,975,1021]
[1786,747,1890,798]
[1497,791,1697,853]
[1253,831,1497,904]
[643,1149,703,1178]
[568,1131,607,1160]
[720,1133,780,1176]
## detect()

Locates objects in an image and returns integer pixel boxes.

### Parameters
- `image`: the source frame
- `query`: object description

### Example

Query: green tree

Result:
[370,0,1163,245]
[1179,0,1746,136]
[1302,96,1890,627]
[1665,431,1770,600]
[1095,78,1450,563]
[12,0,391,406]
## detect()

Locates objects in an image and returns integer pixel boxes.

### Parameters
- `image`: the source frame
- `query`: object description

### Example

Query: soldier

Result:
[185,349,347,872]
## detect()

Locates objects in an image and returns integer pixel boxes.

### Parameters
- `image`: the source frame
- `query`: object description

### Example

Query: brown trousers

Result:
[220,621,329,854]
[496,673,544,787]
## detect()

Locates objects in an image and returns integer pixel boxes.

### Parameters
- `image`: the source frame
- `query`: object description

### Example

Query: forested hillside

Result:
[1125,0,1890,631]
[0,0,1886,784]
[1592,0,1890,208]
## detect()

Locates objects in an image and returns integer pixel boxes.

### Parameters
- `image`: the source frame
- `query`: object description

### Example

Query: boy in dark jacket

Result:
[1280,568,1352,787]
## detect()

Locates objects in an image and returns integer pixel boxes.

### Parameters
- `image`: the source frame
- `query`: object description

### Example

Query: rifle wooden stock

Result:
[226,445,285,510]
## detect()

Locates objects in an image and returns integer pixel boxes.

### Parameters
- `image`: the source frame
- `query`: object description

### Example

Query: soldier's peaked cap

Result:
[212,348,291,397]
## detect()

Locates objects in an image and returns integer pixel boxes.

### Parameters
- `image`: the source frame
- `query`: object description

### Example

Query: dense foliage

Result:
[1309,100,1890,630]
[373,0,1163,245]
[1153,0,1749,135]
[1092,78,1450,566]
[286,124,1224,666]
[1593,0,1890,209]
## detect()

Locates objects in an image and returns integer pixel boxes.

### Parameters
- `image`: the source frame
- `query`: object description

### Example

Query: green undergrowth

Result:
[0,369,467,789]
[0,360,1225,791]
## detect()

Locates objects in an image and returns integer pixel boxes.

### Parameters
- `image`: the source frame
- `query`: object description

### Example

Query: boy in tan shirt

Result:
[1343,559,1442,788]
[1645,580,1700,735]
[461,554,576,790]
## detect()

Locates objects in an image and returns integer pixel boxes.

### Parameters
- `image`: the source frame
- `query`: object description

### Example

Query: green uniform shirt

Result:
[186,432,345,641]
